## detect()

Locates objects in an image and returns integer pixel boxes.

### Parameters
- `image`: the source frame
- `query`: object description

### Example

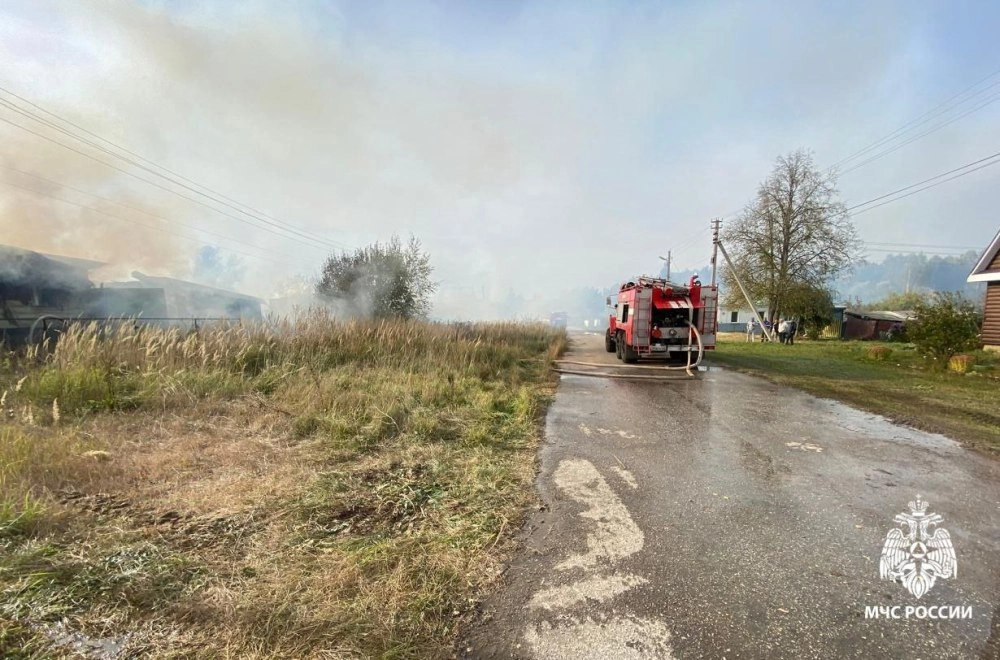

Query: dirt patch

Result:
[303,462,445,538]
[57,489,266,553]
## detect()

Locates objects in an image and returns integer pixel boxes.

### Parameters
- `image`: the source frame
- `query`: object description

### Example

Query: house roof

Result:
[968,227,1000,283]
[40,252,105,271]
[125,272,264,303]
[0,245,94,290]
[845,310,915,322]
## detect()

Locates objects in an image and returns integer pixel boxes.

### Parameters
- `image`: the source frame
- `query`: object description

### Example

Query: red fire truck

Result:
[605,275,717,364]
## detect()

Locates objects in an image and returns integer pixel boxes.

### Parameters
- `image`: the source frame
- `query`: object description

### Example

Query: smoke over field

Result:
[2,0,997,317]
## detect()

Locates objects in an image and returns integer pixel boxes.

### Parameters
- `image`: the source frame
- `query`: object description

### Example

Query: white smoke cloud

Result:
[1,0,997,320]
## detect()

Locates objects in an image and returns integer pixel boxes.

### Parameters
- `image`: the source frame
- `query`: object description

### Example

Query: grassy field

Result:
[0,314,566,658]
[709,333,1000,452]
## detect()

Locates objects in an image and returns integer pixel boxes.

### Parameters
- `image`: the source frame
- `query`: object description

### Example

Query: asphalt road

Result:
[460,333,1000,659]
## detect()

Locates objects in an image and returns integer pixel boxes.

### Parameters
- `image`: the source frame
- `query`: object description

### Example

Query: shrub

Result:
[866,346,891,361]
[948,354,975,374]
[316,235,436,320]
[908,292,982,368]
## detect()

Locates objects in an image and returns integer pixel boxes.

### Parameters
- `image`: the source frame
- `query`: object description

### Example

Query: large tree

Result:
[721,150,859,321]
[316,235,436,319]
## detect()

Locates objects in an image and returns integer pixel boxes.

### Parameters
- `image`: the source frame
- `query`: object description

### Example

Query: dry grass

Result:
[0,312,567,658]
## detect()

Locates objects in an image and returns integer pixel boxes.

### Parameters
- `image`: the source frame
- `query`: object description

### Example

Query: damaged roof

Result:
[0,245,94,290]
[845,309,915,322]
[108,271,264,303]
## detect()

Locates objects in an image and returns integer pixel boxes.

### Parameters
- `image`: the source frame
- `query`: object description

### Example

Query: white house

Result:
[716,307,768,332]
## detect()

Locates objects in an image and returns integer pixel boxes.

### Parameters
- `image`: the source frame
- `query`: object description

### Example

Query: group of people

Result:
[746,317,798,344]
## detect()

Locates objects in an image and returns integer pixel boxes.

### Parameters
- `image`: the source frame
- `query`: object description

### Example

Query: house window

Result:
[730,311,739,323]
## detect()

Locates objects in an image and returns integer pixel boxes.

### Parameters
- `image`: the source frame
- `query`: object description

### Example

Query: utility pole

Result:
[717,239,774,342]
[658,252,672,280]
[710,218,721,287]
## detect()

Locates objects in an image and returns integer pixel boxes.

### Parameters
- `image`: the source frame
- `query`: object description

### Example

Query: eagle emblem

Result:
[879,496,956,599]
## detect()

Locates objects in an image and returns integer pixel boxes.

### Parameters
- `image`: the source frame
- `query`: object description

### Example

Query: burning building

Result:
[1,244,263,346]
[0,244,103,345]
[105,272,264,321]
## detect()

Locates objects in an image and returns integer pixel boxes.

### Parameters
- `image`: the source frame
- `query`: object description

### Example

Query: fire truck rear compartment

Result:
[651,308,698,345]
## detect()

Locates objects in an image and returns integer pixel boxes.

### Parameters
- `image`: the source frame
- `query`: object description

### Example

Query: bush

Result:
[866,346,891,361]
[316,235,436,320]
[948,354,975,374]
[908,292,981,369]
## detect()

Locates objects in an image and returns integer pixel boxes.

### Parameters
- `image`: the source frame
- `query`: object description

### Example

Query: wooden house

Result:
[967,228,1000,351]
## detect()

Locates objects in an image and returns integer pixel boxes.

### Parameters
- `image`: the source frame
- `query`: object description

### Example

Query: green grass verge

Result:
[708,334,1000,452]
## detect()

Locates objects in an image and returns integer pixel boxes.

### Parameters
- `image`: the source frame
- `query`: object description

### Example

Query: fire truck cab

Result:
[606,275,717,363]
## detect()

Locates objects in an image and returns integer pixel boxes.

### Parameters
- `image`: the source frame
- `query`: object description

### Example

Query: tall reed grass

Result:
[0,313,567,658]
[28,312,558,373]
[2,312,563,416]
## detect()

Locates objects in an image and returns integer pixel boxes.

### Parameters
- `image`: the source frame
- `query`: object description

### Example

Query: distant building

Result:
[716,307,768,333]
[842,310,914,341]
[967,228,1000,351]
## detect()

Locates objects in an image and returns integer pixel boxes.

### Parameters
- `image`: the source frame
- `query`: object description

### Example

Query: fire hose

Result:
[554,320,705,380]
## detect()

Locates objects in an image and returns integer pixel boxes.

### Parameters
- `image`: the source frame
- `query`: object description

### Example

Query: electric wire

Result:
[0,83,340,249]
[838,90,1000,175]
[849,157,1000,217]
[862,241,980,250]
[0,91,347,251]
[0,165,305,264]
[829,67,1000,171]
[0,113,342,255]
[863,249,971,254]
[0,177,302,269]
[846,150,1000,212]
[0,95,348,253]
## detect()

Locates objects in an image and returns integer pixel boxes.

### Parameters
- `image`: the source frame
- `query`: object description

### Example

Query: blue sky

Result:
[1,0,999,315]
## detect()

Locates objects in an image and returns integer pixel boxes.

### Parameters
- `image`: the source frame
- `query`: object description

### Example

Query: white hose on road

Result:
[553,368,697,381]
[554,321,705,379]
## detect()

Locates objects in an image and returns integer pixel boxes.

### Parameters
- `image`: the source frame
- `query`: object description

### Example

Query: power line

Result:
[0,91,350,253]
[847,152,1000,216]
[0,111,340,254]
[0,164,306,263]
[838,90,1000,176]
[703,74,1000,261]
[0,83,310,234]
[862,248,974,255]
[667,226,712,258]
[846,150,1000,212]
[0,177,303,269]
[862,241,980,250]
[829,67,1000,171]
[0,91,346,251]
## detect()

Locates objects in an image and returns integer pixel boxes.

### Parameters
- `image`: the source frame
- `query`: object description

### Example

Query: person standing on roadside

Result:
[787,319,797,345]
[746,318,759,342]
[778,318,789,344]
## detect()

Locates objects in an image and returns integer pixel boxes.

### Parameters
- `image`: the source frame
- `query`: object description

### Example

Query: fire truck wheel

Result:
[622,343,638,364]
[605,331,616,353]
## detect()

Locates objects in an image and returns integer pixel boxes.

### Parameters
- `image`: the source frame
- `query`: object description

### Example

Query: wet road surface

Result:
[461,334,1000,659]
